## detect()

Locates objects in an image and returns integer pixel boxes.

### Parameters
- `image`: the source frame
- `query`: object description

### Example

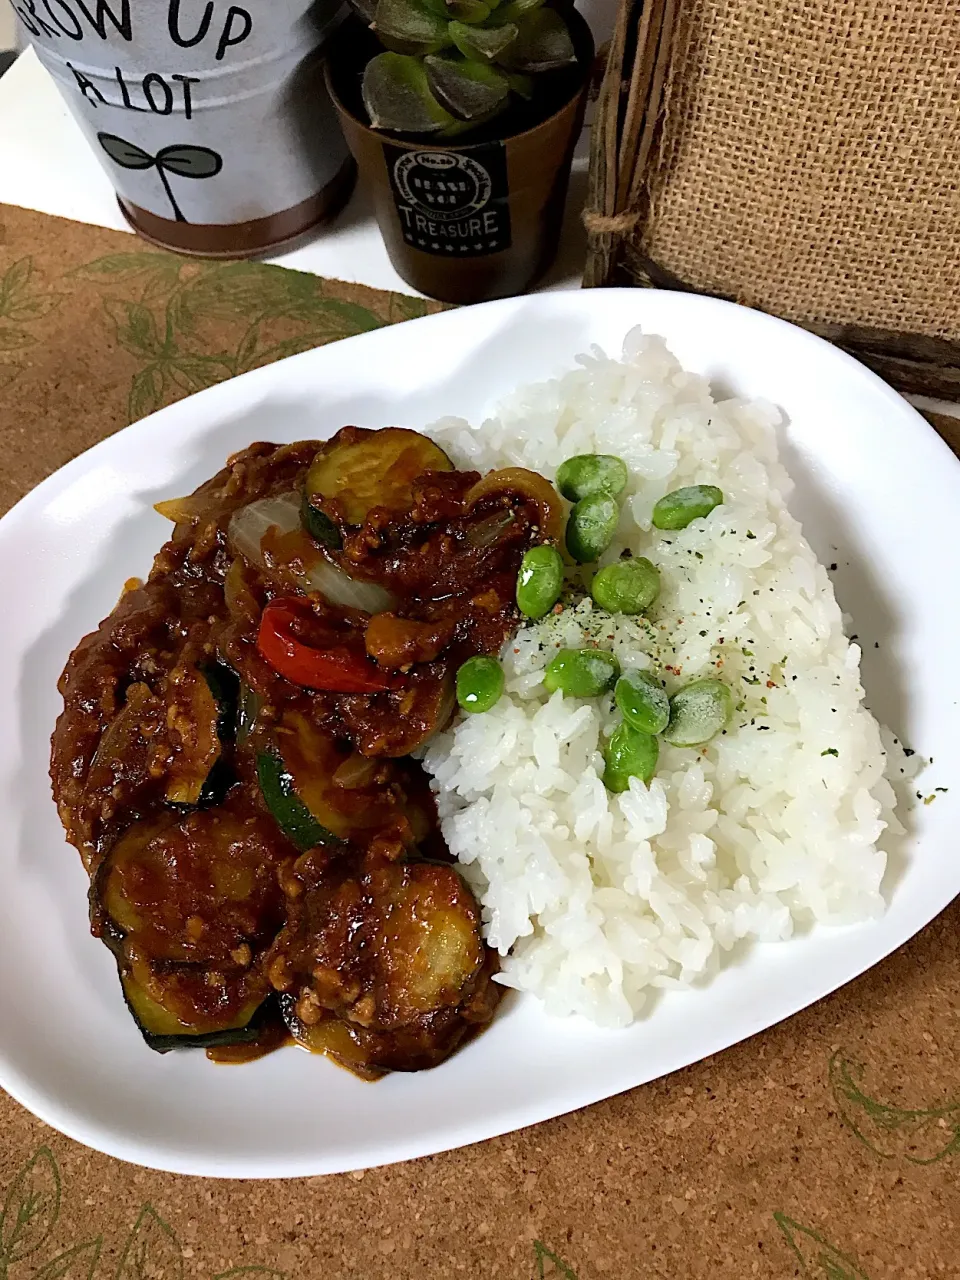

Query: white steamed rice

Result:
[420,328,917,1028]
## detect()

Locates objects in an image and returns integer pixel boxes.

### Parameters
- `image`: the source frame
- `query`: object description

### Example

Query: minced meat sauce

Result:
[50,430,561,1076]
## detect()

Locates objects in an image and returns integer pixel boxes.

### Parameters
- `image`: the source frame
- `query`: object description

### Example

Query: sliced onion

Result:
[332,753,381,790]
[300,557,395,614]
[228,493,302,561]
[462,509,515,550]
[228,493,396,614]
[154,495,206,524]
[465,467,564,542]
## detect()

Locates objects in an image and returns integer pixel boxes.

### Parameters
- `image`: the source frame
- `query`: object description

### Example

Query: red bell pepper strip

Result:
[257,597,398,694]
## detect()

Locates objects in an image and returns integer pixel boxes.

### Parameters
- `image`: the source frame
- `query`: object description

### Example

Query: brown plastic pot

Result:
[326,13,594,303]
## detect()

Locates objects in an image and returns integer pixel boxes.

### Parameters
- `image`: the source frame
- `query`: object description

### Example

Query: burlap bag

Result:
[584,0,960,397]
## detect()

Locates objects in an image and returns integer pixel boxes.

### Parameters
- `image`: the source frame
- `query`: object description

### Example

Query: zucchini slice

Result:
[200,660,239,743]
[256,749,342,853]
[273,859,493,1075]
[305,427,454,527]
[93,809,288,1053]
[164,661,239,811]
[257,714,429,851]
[120,961,266,1054]
[163,664,223,808]
[278,995,385,1081]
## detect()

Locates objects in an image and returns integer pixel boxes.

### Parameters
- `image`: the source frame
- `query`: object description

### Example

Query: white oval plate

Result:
[1,289,957,1179]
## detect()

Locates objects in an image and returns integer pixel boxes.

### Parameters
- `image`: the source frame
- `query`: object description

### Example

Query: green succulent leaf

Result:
[373,0,451,54]
[507,71,534,98]
[424,54,511,120]
[497,6,575,71]
[448,18,518,61]
[362,52,460,133]
[493,0,544,21]
[443,0,491,21]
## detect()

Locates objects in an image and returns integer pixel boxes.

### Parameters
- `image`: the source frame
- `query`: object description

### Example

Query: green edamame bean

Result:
[565,492,619,563]
[591,556,660,615]
[543,648,620,699]
[652,485,724,531]
[663,678,733,746]
[456,656,505,714]
[603,722,659,792]
[615,670,669,736]
[516,544,564,619]
[556,454,628,503]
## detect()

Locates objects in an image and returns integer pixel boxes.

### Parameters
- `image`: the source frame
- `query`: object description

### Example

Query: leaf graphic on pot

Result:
[774,1214,870,1279]
[97,135,155,171]
[156,145,223,178]
[829,1049,960,1164]
[0,1146,61,1268]
[97,133,223,224]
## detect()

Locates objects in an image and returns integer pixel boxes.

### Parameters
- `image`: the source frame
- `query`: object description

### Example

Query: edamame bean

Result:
[543,648,620,698]
[556,454,628,503]
[516,544,564,619]
[662,678,733,746]
[591,556,660,614]
[652,485,724,531]
[565,493,619,563]
[456,656,505,714]
[603,722,659,792]
[615,670,669,735]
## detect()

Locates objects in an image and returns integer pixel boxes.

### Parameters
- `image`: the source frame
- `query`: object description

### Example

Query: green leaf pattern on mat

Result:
[533,1240,578,1278]
[774,1214,870,1279]
[212,1271,288,1279]
[829,1048,960,1164]
[0,1147,578,1279]
[115,1206,183,1280]
[72,255,387,421]
[34,1240,103,1280]
[0,257,65,389]
[0,1146,61,1269]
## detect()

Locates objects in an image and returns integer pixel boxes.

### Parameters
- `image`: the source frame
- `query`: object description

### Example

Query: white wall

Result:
[0,1,15,49]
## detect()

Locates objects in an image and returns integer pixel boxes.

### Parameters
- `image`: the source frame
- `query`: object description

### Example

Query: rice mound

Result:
[421,329,909,1028]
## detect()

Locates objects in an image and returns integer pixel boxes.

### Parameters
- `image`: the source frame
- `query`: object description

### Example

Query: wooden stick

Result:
[583,0,632,286]
[627,0,678,210]
[616,0,664,210]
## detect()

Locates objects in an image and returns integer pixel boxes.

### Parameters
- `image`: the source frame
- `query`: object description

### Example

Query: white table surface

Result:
[0,46,590,297]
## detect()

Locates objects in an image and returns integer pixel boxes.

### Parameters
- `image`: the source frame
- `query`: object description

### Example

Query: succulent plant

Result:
[349,0,578,137]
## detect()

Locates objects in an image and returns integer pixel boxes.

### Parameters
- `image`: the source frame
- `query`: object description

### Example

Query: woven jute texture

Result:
[585,0,960,395]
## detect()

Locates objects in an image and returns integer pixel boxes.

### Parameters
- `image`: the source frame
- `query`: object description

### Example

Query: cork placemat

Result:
[1,202,959,1280]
